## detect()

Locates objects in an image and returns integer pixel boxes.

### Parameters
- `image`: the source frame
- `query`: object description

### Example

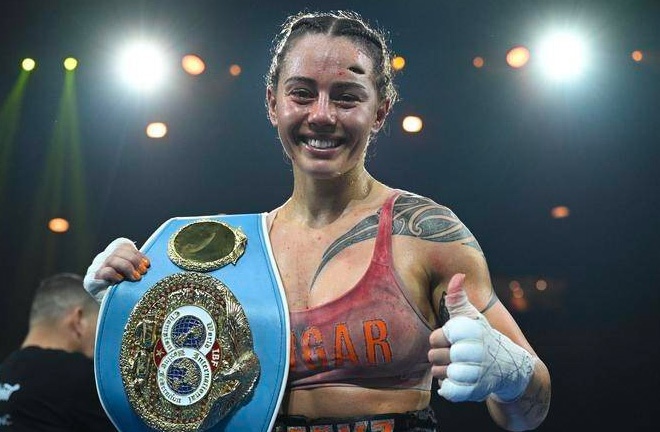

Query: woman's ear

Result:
[371,98,391,133]
[267,87,278,127]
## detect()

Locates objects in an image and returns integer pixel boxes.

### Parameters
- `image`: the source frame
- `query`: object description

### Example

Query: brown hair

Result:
[266,10,399,108]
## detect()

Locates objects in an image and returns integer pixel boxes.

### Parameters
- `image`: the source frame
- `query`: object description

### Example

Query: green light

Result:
[63,57,78,71]
[21,58,36,71]
[18,66,91,279]
[0,71,30,209]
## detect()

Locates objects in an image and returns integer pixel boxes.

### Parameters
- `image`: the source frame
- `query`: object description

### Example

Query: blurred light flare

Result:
[536,279,548,291]
[506,46,530,68]
[472,56,484,68]
[48,218,70,233]
[117,41,169,91]
[229,64,242,76]
[631,50,643,62]
[21,58,36,71]
[537,32,587,80]
[63,57,78,71]
[391,56,406,71]
[511,296,528,312]
[402,116,423,133]
[551,206,570,219]
[182,54,205,75]
[146,122,168,138]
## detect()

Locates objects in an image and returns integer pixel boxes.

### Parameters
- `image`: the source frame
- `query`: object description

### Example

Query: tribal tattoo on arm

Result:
[310,193,490,292]
[389,194,483,253]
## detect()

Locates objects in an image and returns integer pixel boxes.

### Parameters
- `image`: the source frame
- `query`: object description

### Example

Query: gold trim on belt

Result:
[167,220,247,272]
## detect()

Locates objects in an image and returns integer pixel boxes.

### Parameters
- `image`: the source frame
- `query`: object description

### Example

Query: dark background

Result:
[1,0,658,430]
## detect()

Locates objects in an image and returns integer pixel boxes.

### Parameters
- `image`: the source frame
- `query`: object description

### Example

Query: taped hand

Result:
[83,238,150,302]
[429,273,534,403]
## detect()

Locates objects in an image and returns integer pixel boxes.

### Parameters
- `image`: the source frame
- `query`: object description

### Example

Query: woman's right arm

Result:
[83,238,150,302]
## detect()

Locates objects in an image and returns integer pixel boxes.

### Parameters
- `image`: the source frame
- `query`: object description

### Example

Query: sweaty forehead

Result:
[281,34,375,81]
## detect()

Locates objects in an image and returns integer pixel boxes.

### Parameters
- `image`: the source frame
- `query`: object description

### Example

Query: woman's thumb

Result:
[445,273,481,319]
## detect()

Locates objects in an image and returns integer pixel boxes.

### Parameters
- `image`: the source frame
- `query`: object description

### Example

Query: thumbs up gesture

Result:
[429,273,535,402]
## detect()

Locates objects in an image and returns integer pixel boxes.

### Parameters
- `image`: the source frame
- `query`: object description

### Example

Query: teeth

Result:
[306,139,337,149]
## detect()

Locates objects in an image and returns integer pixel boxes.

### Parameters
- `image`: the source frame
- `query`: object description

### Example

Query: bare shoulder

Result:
[393,191,499,314]
[392,191,483,254]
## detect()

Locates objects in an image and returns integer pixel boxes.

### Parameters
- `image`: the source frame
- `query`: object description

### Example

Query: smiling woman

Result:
[83,10,550,432]
[266,33,390,180]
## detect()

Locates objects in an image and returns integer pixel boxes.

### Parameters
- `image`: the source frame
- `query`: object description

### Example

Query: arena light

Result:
[63,57,78,71]
[535,279,548,291]
[0,69,30,200]
[506,46,530,69]
[21,58,36,71]
[391,56,406,71]
[551,206,570,219]
[402,116,423,133]
[182,54,205,76]
[48,217,70,233]
[117,41,169,92]
[537,31,587,81]
[229,64,242,77]
[146,122,168,138]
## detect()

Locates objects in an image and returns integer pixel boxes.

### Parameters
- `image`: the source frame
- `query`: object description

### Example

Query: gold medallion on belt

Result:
[119,220,259,432]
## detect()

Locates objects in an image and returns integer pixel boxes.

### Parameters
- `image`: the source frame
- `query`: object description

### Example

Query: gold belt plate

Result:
[120,272,260,432]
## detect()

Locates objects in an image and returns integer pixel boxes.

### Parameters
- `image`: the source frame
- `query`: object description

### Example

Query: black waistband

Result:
[274,407,437,432]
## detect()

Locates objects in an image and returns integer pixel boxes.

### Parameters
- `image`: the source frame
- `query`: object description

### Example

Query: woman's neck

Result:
[284,168,383,226]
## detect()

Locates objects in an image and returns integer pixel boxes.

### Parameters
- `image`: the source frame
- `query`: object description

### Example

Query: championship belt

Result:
[94,213,290,432]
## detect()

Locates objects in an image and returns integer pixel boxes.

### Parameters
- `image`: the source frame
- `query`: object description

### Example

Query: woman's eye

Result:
[338,94,358,102]
[334,94,361,106]
[290,89,313,99]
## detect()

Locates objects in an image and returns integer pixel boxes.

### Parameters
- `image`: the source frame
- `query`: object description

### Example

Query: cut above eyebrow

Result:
[348,65,366,75]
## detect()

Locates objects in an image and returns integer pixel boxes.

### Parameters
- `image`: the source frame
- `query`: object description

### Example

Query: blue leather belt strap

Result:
[94,213,290,432]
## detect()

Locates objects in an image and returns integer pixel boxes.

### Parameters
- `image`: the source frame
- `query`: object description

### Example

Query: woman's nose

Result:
[308,95,336,127]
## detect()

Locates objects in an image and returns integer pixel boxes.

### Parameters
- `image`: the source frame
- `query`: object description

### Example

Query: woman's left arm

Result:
[426,221,551,431]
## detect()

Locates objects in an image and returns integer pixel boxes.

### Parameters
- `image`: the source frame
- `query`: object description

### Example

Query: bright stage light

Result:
[391,56,406,71]
[506,46,530,69]
[21,58,36,71]
[48,218,70,233]
[402,116,423,133]
[182,54,205,75]
[117,41,169,92]
[537,32,587,81]
[146,122,168,138]
[229,64,242,77]
[63,57,78,71]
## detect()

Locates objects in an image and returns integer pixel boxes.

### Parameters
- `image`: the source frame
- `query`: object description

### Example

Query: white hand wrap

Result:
[438,315,535,402]
[83,237,135,303]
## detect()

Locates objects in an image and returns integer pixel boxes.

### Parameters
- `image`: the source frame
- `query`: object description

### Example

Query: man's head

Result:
[27,273,100,358]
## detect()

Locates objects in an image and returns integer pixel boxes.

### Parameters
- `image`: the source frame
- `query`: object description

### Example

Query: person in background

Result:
[84,10,551,431]
[0,273,116,432]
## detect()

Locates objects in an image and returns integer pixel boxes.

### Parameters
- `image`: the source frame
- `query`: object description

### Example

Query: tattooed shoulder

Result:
[311,192,483,288]
[393,193,483,253]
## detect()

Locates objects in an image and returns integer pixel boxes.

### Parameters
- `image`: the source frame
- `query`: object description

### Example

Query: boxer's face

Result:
[267,34,388,180]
